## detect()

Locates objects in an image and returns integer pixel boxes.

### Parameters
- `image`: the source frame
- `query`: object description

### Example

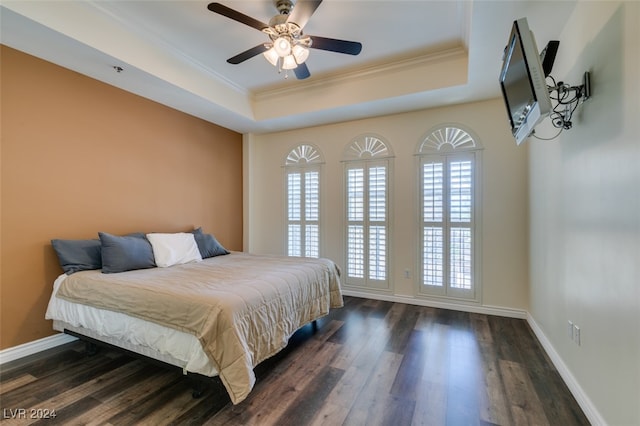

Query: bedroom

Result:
[1,1,638,425]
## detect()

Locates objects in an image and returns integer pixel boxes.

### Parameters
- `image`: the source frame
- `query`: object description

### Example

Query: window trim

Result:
[283,144,324,258]
[415,124,483,303]
[342,134,394,291]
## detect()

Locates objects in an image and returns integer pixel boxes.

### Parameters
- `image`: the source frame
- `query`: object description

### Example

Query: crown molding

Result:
[253,44,467,101]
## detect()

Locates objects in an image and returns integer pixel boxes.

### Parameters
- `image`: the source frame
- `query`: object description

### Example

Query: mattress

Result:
[46,273,217,376]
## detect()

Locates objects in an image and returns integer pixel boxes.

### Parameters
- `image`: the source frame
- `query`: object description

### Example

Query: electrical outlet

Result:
[568,321,574,340]
[574,324,581,346]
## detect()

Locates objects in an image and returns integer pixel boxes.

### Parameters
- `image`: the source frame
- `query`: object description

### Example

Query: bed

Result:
[45,233,342,405]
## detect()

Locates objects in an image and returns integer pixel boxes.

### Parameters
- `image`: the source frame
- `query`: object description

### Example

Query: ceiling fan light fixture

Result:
[282,54,298,70]
[292,44,309,64]
[274,36,291,57]
[263,46,279,66]
[207,1,362,80]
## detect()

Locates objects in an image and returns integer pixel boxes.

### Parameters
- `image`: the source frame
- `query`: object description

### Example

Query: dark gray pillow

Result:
[99,232,156,273]
[192,228,229,258]
[51,239,102,274]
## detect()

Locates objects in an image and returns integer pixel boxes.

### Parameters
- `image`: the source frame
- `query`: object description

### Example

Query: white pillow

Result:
[146,233,202,268]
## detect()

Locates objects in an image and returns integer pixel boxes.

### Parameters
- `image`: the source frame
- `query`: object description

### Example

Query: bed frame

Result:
[57,319,318,399]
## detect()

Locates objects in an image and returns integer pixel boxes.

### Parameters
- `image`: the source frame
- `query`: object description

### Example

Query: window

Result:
[417,125,481,301]
[285,144,323,258]
[343,135,393,290]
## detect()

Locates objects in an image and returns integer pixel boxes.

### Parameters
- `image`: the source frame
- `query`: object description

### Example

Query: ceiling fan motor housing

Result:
[273,0,294,15]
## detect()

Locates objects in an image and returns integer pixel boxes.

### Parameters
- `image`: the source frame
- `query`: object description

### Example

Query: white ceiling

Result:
[0,0,577,134]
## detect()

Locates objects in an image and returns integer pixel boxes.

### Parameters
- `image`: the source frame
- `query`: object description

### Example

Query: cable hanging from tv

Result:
[546,71,591,131]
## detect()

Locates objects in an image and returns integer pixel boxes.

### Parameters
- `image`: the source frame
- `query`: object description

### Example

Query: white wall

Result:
[245,98,530,313]
[529,2,640,425]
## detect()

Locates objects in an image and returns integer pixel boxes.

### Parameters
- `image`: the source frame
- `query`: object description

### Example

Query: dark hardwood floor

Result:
[0,296,589,425]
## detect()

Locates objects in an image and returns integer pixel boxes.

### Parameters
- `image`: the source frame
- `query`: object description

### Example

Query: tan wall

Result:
[0,46,243,349]
[244,98,529,313]
[528,2,640,424]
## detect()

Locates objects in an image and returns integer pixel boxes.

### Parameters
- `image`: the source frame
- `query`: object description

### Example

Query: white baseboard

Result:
[342,289,528,319]
[526,313,606,426]
[0,333,78,365]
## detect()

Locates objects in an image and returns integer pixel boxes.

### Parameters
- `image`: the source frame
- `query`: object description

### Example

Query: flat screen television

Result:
[499,17,552,145]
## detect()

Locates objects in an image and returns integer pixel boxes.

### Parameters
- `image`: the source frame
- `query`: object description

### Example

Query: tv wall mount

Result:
[546,70,591,131]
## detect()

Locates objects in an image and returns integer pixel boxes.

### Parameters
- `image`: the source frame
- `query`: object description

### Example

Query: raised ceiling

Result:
[0,1,577,134]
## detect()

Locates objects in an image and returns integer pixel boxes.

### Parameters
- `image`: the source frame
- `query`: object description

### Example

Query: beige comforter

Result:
[55,252,343,404]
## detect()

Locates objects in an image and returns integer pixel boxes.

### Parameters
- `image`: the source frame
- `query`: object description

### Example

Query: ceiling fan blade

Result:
[294,62,311,80]
[227,44,269,64]
[207,2,268,31]
[287,0,322,29]
[309,36,362,55]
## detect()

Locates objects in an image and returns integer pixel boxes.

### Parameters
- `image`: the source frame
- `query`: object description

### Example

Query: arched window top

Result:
[343,134,394,161]
[284,143,324,166]
[417,124,482,154]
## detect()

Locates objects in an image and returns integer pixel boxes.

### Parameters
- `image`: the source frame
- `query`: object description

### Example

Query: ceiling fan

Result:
[207,0,363,80]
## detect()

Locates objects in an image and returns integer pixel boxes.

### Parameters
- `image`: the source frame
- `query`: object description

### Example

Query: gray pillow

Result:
[99,232,156,273]
[51,239,102,274]
[192,228,229,258]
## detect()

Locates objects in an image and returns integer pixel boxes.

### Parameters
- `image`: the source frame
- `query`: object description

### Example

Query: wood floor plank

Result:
[125,378,200,424]
[101,375,188,425]
[411,383,447,426]
[476,341,513,426]
[469,314,512,425]
[331,297,404,372]
[527,363,590,425]
[170,392,230,426]
[330,318,387,370]
[208,340,341,425]
[390,329,428,400]
[385,303,422,354]
[420,323,451,388]
[6,359,147,426]
[0,352,132,410]
[489,316,527,363]
[308,401,350,426]
[470,312,494,344]
[0,342,86,381]
[444,322,483,426]
[0,374,37,395]
[239,341,342,425]
[510,320,553,372]
[79,368,185,425]
[367,299,394,319]
[309,301,399,425]
[410,322,449,426]
[413,305,438,331]
[499,359,550,426]
[275,366,344,425]
[342,350,405,425]
[371,395,415,426]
